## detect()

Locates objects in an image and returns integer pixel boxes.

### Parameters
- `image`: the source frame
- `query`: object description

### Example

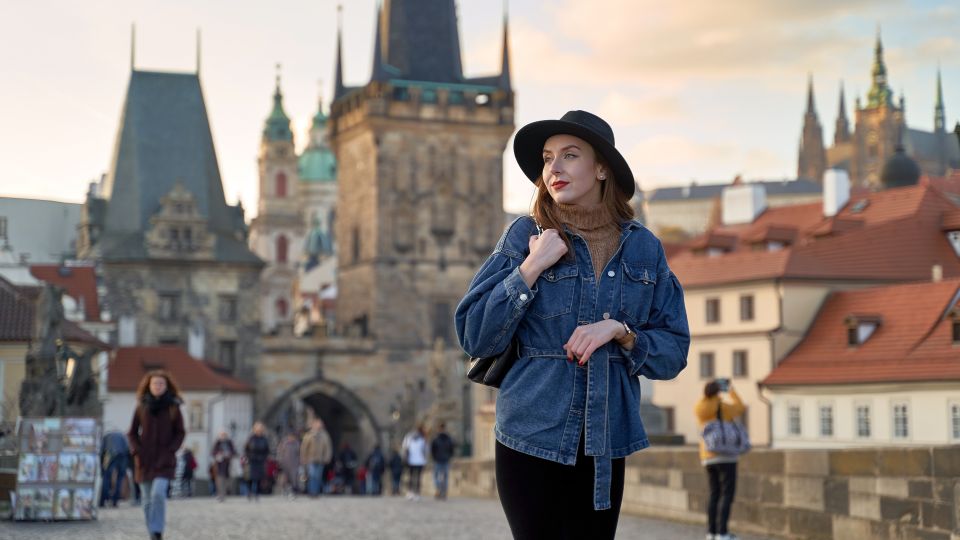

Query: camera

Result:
[715,378,730,392]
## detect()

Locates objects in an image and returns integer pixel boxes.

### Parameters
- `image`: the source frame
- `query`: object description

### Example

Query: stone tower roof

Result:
[381,0,463,83]
[97,70,260,264]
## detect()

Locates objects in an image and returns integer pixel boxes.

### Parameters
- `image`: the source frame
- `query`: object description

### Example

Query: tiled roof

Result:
[0,276,109,348]
[670,184,960,287]
[762,279,960,386]
[108,346,253,393]
[29,264,100,322]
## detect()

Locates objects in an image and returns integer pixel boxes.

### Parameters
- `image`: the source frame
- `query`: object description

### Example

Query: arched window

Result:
[276,234,288,263]
[276,298,288,318]
[276,172,287,198]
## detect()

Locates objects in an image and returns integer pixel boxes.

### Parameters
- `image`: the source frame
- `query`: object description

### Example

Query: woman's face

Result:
[149,376,167,398]
[541,134,605,207]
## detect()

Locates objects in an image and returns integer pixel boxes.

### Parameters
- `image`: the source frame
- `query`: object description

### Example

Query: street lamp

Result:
[55,338,76,387]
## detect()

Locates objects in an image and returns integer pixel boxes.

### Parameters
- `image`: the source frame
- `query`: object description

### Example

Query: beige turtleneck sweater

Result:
[554,203,621,279]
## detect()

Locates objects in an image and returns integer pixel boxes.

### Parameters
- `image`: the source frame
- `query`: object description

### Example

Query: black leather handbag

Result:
[466,338,519,388]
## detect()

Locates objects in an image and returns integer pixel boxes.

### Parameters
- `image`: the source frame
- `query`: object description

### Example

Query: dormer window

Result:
[845,315,881,346]
[949,309,960,344]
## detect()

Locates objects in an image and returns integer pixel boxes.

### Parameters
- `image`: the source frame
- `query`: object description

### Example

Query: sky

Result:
[0,0,958,216]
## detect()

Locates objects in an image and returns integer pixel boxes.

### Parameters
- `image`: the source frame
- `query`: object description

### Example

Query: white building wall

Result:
[769,383,960,448]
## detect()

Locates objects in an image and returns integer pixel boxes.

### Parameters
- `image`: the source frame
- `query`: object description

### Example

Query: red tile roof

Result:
[761,279,960,386]
[30,264,100,322]
[108,346,253,393]
[0,276,109,348]
[671,184,960,287]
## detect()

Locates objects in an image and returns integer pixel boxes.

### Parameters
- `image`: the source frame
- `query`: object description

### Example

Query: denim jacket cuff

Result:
[503,266,536,311]
[626,331,651,376]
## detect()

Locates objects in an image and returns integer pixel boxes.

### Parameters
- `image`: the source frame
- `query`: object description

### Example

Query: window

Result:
[158,293,180,322]
[276,298,289,318]
[699,352,715,379]
[733,350,749,377]
[276,234,288,263]
[847,327,858,346]
[219,340,237,370]
[219,295,238,323]
[706,298,720,324]
[740,295,754,321]
[856,405,871,438]
[276,172,287,197]
[189,402,204,431]
[893,403,909,439]
[819,405,834,437]
[788,405,801,436]
[953,320,960,344]
[951,403,960,440]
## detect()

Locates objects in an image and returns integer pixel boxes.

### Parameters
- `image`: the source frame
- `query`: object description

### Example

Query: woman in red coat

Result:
[128,370,185,540]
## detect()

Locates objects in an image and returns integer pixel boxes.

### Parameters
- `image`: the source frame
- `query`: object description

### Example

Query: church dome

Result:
[880,145,920,189]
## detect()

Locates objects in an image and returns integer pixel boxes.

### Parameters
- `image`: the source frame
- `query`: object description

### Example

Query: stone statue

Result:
[20,284,66,417]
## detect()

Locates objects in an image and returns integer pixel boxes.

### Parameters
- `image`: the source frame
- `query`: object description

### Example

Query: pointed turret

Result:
[798,75,826,183]
[867,29,894,108]
[380,0,463,83]
[263,65,293,142]
[334,6,346,100]
[935,68,946,133]
[498,3,512,92]
[370,3,390,82]
[834,82,851,144]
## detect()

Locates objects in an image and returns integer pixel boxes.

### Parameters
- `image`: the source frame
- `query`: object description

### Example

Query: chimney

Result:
[823,168,851,217]
[722,184,767,225]
[932,264,943,283]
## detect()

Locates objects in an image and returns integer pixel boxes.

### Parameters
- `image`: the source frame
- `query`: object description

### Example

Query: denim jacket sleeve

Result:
[622,240,690,379]
[455,217,537,358]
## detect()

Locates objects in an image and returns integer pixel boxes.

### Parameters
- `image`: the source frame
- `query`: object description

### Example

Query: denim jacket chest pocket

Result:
[618,261,657,326]
[529,263,579,319]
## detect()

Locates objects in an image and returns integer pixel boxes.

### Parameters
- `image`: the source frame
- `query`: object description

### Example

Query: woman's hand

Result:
[519,229,568,287]
[563,319,626,365]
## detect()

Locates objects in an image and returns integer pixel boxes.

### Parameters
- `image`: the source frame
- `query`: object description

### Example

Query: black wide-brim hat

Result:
[513,110,635,198]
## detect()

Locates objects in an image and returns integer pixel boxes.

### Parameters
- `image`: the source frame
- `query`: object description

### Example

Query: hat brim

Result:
[513,119,635,198]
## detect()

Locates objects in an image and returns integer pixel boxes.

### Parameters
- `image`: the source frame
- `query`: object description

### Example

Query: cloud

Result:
[595,91,685,124]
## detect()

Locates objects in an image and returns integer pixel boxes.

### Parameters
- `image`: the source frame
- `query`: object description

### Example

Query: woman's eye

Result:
[542,155,552,163]
[564,153,576,159]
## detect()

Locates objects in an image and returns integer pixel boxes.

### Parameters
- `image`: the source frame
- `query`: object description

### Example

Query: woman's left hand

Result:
[563,319,624,365]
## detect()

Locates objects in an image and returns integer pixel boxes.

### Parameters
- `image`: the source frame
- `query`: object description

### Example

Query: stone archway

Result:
[262,377,383,457]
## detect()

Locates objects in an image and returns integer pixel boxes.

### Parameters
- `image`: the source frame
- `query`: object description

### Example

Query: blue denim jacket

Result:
[455,216,690,510]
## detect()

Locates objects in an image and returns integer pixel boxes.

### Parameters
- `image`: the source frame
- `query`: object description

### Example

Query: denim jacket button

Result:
[519,293,528,302]
[602,312,610,320]
[607,270,616,277]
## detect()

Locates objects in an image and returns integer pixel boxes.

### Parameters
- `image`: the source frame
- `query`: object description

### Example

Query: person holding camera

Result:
[695,379,746,540]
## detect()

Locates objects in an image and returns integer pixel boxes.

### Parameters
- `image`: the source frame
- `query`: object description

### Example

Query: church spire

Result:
[499,1,512,91]
[835,81,850,144]
[798,74,826,183]
[263,64,293,142]
[370,2,389,82]
[805,74,817,117]
[334,5,346,100]
[935,67,946,133]
[867,28,894,108]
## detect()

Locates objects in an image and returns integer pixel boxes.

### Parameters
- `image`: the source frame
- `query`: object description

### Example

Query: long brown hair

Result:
[135,369,182,401]
[531,154,634,257]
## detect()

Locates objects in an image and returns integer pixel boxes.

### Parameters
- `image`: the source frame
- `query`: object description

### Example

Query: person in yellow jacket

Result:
[694,379,745,540]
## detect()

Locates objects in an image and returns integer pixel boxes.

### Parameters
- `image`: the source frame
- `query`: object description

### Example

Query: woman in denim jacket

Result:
[456,111,690,539]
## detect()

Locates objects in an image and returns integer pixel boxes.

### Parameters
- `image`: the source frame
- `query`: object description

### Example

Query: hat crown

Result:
[559,110,615,146]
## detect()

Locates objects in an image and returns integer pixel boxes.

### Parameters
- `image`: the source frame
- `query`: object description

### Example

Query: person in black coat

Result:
[388,447,404,496]
[243,422,270,501]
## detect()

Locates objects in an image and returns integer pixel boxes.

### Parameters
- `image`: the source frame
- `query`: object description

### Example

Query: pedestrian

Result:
[695,380,746,540]
[455,110,690,539]
[388,447,403,496]
[365,444,386,496]
[211,430,236,502]
[179,448,197,497]
[338,442,358,494]
[127,370,186,540]
[430,423,455,500]
[99,430,130,508]
[276,432,301,498]
[401,425,428,500]
[299,419,332,497]
[243,422,270,501]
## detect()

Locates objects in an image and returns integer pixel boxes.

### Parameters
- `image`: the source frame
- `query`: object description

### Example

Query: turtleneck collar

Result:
[554,202,617,231]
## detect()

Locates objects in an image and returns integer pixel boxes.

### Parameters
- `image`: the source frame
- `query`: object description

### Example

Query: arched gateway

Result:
[262,377,383,456]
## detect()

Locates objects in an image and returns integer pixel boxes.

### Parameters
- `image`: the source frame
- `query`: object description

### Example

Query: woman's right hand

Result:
[519,229,568,288]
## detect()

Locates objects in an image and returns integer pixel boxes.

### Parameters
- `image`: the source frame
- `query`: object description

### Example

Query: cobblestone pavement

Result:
[1,495,774,540]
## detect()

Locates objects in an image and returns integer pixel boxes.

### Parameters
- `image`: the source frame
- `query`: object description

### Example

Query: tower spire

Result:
[334,4,346,100]
[370,2,388,82]
[263,63,292,142]
[805,74,817,116]
[130,23,136,71]
[867,27,894,108]
[835,81,850,144]
[935,66,946,132]
[499,0,512,91]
